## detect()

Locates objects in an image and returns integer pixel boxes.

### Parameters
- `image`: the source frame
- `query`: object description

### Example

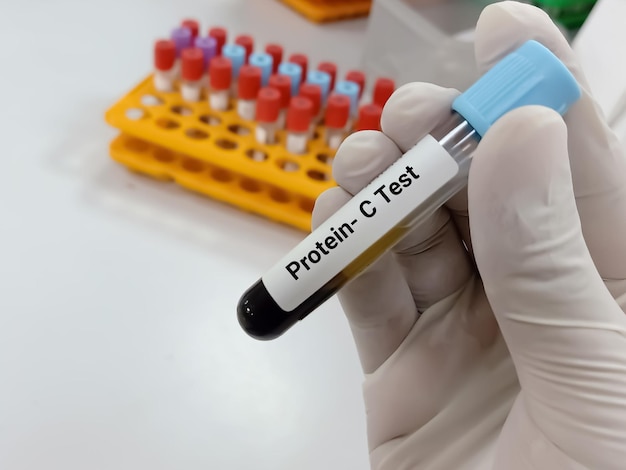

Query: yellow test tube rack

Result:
[105,75,339,232]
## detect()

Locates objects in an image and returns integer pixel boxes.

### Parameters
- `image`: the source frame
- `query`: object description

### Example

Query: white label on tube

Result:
[286,133,308,154]
[238,100,256,121]
[255,126,268,144]
[154,71,174,92]
[262,135,459,312]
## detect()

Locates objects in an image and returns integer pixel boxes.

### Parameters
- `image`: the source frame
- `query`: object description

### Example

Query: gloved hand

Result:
[312,2,626,469]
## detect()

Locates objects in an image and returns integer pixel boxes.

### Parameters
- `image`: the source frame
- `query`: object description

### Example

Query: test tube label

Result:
[262,135,459,311]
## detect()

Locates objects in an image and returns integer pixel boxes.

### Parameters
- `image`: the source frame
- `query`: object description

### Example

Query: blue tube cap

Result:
[452,40,581,137]
[278,62,303,97]
[249,52,273,86]
[335,80,360,116]
[222,44,246,78]
[306,70,331,102]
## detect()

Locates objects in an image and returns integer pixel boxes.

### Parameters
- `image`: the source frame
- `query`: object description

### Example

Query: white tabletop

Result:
[0,1,371,468]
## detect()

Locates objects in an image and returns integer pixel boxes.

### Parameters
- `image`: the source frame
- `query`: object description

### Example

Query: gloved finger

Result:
[332,84,472,311]
[379,83,473,256]
[446,190,472,256]
[311,186,417,373]
[474,1,626,280]
[379,83,473,306]
[380,83,459,153]
[469,105,626,468]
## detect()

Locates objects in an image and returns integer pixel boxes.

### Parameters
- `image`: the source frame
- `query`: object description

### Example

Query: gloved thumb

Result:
[469,105,626,467]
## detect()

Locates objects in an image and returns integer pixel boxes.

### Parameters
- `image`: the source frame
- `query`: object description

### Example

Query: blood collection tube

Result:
[355,104,382,131]
[288,54,308,83]
[306,70,331,104]
[222,44,246,94]
[268,74,291,128]
[346,70,366,99]
[278,62,302,98]
[208,27,227,55]
[317,61,337,91]
[249,52,273,86]
[265,44,283,73]
[237,40,582,340]
[195,36,217,72]
[153,39,177,92]
[373,77,396,108]
[255,87,281,145]
[209,56,232,111]
[171,26,192,58]
[285,96,313,155]
[298,83,322,131]
[323,94,351,149]
[180,48,205,102]
[235,35,254,62]
[334,80,360,128]
[171,26,192,76]
[181,19,199,42]
[237,65,262,120]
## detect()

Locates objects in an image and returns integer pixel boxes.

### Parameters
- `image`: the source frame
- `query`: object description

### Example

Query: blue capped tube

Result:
[237,40,582,340]
[334,80,360,116]
[306,70,331,103]
[249,52,273,86]
[278,62,303,97]
[222,44,246,79]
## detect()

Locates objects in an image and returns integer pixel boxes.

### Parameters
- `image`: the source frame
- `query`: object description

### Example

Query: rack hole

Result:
[125,108,145,120]
[300,199,315,213]
[185,128,209,140]
[316,153,333,164]
[154,148,175,162]
[211,169,234,182]
[155,117,180,130]
[125,138,149,152]
[182,159,205,172]
[277,160,299,172]
[240,179,261,193]
[245,148,268,162]
[141,94,163,106]
[171,105,193,116]
[307,169,330,181]
[269,189,290,203]
[215,138,238,150]
[228,124,251,136]
[199,114,221,126]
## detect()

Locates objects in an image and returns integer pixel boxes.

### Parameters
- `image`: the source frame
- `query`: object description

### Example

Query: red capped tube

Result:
[237,65,262,120]
[373,77,395,108]
[324,93,351,149]
[265,44,283,74]
[288,54,308,83]
[181,19,200,41]
[209,56,232,110]
[180,48,205,101]
[153,39,177,92]
[356,104,382,131]
[235,35,254,62]
[286,96,313,154]
[181,48,204,81]
[317,62,337,91]
[209,27,227,55]
[298,82,322,126]
[255,87,281,145]
[345,70,366,99]
[268,74,292,128]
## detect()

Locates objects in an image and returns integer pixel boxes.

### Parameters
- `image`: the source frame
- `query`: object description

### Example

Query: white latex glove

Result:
[311,2,626,469]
